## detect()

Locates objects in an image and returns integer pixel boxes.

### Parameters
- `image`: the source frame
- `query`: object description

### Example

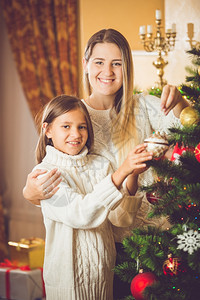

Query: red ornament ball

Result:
[146,192,160,205]
[163,256,186,277]
[130,272,158,300]
[195,143,200,162]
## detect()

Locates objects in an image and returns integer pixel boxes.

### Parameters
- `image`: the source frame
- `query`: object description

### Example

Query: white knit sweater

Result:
[35,146,142,300]
[83,93,180,235]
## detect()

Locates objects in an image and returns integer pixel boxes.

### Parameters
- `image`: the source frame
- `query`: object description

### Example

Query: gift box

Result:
[0,260,45,300]
[8,238,45,269]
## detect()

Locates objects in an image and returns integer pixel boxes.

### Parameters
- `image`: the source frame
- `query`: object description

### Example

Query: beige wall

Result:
[79,0,164,52]
[78,0,164,95]
[164,0,200,86]
[78,0,200,93]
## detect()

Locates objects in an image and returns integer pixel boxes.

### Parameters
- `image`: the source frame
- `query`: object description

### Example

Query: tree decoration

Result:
[180,107,199,127]
[144,131,169,159]
[195,143,200,162]
[198,66,200,76]
[114,47,200,299]
[171,143,195,164]
[177,229,200,254]
[146,192,160,205]
[163,254,186,277]
[130,271,158,300]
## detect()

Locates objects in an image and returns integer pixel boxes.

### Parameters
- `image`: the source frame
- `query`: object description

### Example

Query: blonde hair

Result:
[83,28,138,164]
[35,95,94,163]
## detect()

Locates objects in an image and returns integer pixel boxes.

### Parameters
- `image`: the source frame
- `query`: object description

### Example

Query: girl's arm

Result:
[41,173,123,229]
[111,144,151,193]
[41,144,152,229]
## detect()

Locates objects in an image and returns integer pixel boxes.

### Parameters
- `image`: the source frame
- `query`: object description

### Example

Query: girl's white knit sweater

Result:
[35,146,142,300]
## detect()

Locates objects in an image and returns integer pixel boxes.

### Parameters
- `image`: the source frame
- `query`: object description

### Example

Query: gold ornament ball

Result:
[198,66,200,76]
[180,107,199,126]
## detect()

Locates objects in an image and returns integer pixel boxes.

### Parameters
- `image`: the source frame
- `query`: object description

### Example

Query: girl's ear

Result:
[42,122,52,139]
[82,57,88,73]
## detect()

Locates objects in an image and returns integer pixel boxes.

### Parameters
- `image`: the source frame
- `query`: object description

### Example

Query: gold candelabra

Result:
[139,10,176,88]
[187,23,200,50]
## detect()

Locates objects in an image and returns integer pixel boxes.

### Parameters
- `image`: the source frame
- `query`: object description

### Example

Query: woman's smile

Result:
[85,42,123,98]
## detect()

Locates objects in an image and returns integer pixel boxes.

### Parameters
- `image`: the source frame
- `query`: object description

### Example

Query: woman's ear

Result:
[42,122,52,139]
[82,57,88,73]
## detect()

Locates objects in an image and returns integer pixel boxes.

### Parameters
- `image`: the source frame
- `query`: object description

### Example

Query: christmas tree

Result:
[114,47,200,300]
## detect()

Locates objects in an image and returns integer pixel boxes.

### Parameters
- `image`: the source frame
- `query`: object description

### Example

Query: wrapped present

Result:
[0,259,46,300]
[8,237,45,269]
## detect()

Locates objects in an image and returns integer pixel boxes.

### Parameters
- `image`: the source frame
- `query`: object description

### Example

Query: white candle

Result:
[147,25,152,34]
[139,26,146,35]
[172,23,176,33]
[156,10,161,19]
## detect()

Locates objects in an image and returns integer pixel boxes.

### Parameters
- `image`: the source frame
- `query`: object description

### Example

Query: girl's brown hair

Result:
[83,28,138,164]
[35,95,94,163]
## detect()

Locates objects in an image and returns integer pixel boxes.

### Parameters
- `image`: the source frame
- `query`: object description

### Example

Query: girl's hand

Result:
[121,144,152,176]
[23,168,62,205]
[112,144,152,190]
[160,85,189,117]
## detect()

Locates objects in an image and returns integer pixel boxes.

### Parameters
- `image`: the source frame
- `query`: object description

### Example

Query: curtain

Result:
[1,0,78,118]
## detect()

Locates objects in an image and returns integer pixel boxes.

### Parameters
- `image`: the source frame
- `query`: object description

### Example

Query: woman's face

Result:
[84,42,123,97]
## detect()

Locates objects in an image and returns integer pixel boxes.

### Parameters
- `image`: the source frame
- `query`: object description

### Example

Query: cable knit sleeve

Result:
[108,191,143,227]
[40,174,123,229]
[140,93,180,133]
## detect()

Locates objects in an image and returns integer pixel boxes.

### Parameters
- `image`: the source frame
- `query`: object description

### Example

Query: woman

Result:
[23,28,188,298]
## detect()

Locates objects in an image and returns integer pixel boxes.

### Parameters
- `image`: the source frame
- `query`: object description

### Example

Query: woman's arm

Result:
[23,168,62,205]
[108,191,143,227]
[108,144,152,228]
[160,85,189,117]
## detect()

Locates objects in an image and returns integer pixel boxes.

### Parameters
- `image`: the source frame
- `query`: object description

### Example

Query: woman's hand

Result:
[160,85,189,117]
[23,168,62,205]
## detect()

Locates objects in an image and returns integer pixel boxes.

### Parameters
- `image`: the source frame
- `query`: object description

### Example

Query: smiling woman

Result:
[23,27,188,300]
[83,43,123,109]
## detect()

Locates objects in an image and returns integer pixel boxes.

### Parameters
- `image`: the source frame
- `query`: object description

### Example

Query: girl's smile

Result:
[45,109,88,156]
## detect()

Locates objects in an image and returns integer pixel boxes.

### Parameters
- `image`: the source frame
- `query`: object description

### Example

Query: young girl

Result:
[35,94,152,300]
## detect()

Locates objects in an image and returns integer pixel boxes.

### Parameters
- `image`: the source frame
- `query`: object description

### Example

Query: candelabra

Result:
[139,10,176,88]
[187,23,200,50]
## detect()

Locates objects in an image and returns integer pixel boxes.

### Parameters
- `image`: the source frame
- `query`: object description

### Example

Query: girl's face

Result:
[45,109,88,156]
[84,42,123,97]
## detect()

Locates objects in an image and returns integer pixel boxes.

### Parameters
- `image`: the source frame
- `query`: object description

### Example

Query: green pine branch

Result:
[168,125,200,147]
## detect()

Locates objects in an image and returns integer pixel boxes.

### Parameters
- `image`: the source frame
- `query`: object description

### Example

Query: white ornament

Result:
[144,131,169,158]
[177,229,200,254]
